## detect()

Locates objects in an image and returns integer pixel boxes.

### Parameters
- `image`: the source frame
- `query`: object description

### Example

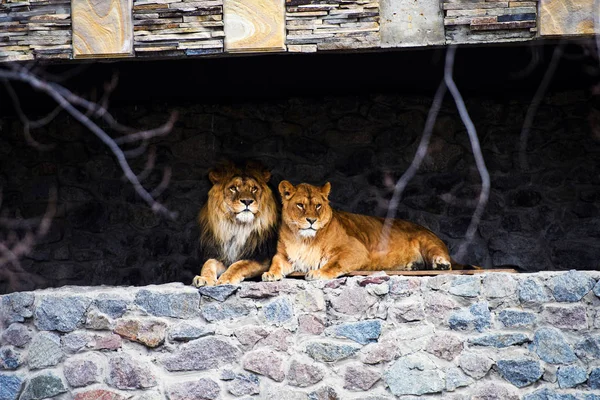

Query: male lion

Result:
[192,161,278,287]
[263,181,475,281]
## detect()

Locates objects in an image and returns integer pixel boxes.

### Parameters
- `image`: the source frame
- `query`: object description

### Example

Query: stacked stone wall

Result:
[2,271,600,399]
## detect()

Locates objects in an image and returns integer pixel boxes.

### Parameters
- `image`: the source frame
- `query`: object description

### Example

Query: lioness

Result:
[192,161,278,287]
[263,181,472,281]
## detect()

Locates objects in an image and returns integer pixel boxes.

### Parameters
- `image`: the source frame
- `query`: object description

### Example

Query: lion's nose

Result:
[306,218,316,225]
[241,199,254,206]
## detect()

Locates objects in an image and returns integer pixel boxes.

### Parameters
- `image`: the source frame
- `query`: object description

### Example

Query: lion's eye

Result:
[251,187,258,193]
[296,203,304,210]
[229,186,237,193]
[316,204,322,210]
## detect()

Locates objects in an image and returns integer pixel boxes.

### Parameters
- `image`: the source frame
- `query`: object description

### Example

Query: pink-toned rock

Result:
[113,319,166,348]
[425,334,464,361]
[361,340,398,364]
[287,360,324,387]
[325,278,347,289]
[74,389,127,400]
[239,282,288,299]
[243,350,285,382]
[359,275,390,287]
[299,315,325,335]
[344,364,381,391]
[234,326,269,347]
[259,328,292,351]
[330,288,377,315]
[94,334,122,350]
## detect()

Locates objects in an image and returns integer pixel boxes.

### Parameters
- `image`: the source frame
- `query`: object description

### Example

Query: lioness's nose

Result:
[241,199,254,206]
[306,218,316,225]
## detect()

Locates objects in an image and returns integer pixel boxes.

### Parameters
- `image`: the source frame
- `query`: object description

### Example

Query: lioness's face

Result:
[279,181,333,238]
[221,176,263,223]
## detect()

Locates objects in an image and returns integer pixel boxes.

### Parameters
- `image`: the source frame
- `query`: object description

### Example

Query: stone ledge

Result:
[2,270,600,399]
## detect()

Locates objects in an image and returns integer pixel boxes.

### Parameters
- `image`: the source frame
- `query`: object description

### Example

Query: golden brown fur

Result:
[263,181,470,281]
[192,162,278,286]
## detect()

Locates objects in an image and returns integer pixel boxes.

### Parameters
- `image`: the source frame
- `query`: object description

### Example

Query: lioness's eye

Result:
[229,186,236,193]
[316,204,322,210]
[296,203,304,210]
[251,187,258,193]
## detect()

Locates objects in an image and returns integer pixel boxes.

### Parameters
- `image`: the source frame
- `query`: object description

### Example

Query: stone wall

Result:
[2,271,600,399]
[2,88,599,292]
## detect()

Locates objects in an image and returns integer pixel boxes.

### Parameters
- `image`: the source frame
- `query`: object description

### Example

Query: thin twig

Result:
[444,45,490,260]
[381,80,447,249]
[519,42,564,171]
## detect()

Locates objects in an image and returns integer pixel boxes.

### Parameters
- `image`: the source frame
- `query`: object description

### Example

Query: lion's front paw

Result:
[192,275,216,287]
[262,271,283,282]
[432,256,451,271]
[216,275,243,285]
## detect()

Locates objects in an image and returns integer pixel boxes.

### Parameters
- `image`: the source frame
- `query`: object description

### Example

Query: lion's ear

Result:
[246,161,271,183]
[279,180,296,200]
[208,169,222,184]
[321,182,331,198]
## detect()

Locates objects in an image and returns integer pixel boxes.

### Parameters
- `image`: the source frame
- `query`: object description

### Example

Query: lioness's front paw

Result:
[192,275,216,287]
[432,256,451,271]
[262,272,283,282]
[216,275,243,285]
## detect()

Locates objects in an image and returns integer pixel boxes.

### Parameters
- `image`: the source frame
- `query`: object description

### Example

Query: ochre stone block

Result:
[72,0,133,58]
[224,0,285,52]
[540,0,599,36]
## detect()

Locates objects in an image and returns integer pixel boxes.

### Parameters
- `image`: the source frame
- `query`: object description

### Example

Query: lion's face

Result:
[279,181,333,238]
[208,163,274,225]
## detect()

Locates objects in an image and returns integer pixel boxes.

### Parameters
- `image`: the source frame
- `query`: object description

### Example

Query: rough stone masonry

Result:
[2,270,600,399]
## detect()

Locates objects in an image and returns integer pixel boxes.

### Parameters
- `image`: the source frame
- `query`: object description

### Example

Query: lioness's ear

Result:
[279,180,296,200]
[321,182,331,198]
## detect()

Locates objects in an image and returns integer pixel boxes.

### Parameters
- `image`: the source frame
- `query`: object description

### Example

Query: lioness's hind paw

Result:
[192,276,216,287]
[432,256,451,271]
[262,272,283,282]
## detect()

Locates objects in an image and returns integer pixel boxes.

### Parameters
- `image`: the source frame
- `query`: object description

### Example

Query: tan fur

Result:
[263,181,471,282]
[192,162,278,287]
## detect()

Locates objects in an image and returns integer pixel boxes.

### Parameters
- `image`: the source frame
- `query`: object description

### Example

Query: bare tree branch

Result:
[444,45,490,260]
[519,42,564,171]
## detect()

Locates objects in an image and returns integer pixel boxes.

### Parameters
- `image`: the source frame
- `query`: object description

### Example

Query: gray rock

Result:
[360,340,398,365]
[575,335,600,360]
[483,274,517,298]
[295,289,325,312]
[1,323,32,347]
[498,310,536,328]
[84,308,111,330]
[522,388,575,400]
[169,322,215,341]
[389,278,421,296]
[448,276,480,297]
[201,301,251,322]
[468,333,530,348]
[239,282,286,299]
[234,325,269,347]
[161,337,240,371]
[532,327,577,364]
[594,280,600,298]
[325,320,381,345]
[167,378,220,400]
[543,304,588,330]
[557,365,587,388]
[243,350,285,382]
[424,292,459,320]
[220,369,236,381]
[519,278,552,303]
[590,367,600,389]
[107,354,157,390]
[330,287,377,315]
[198,285,239,302]
[135,289,199,319]
[63,354,102,387]
[344,364,381,391]
[94,296,128,318]
[0,373,23,400]
[34,296,92,332]
[28,332,63,370]
[263,297,294,325]
[445,367,473,391]
[384,354,444,395]
[20,371,67,400]
[389,301,425,322]
[458,352,493,379]
[1,292,34,326]
[448,302,490,332]
[308,386,339,400]
[425,334,463,361]
[61,332,91,353]
[305,342,360,363]
[550,270,595,302]
[287,360,325,387]
[496,359,543,387]
[471,382,518,400]
[0,347,22,370]
[228,372,260,396]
